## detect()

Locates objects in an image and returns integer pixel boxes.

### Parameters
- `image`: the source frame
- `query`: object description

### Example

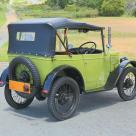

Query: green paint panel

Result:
[8,51,119,92]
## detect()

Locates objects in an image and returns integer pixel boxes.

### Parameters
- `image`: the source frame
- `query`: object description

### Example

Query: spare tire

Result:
[9,56,41,99]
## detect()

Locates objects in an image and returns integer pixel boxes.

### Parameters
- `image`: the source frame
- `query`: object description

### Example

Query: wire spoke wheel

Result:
[4,57,41,109]
[4,84,34,109]
[123,72,136,96]
[11,90,28,104]
[117,67,136,101]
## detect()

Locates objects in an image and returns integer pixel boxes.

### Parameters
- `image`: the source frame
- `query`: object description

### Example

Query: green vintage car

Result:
[0,18,136,120]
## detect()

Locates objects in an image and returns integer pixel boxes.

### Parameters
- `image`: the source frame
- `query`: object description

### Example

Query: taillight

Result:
[42,90,48,94]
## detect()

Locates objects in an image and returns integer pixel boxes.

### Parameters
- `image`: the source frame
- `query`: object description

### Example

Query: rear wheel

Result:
[5,84,34,109]
[117,67,136,101]
[48,77,80,121]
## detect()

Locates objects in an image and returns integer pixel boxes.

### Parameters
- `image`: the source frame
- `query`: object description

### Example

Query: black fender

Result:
[42,65,84,94]
[0,67,9,87]
[105,60,136,90]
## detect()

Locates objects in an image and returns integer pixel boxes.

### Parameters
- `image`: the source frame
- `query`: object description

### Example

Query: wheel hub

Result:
[16,71,31,98]
[124,78,133,89]
[58,93,69,105]
[19,71,30,82]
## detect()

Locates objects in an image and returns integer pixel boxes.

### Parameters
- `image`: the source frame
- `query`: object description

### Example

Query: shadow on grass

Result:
[4,90,122,122]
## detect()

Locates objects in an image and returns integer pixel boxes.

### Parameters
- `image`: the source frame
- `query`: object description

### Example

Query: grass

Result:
[0,42,8,62]
[0,4,7,26]
[13,0,45,4]
[14,4,98,19]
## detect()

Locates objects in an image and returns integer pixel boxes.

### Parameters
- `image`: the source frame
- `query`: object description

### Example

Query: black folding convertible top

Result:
[11,18,104,31]
[8,18,104,57]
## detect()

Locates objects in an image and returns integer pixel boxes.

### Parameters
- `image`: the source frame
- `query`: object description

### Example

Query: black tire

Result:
[117,67,136,101]
[36,93,46,101]
[9,56,41,99]
[4,84,34,109]
[48,77,80,121]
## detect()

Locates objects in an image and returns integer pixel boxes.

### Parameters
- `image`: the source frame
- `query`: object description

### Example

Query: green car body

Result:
[8,51,119,92]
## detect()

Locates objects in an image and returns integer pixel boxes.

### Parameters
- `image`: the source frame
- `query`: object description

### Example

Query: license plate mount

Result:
[9,80,31,94]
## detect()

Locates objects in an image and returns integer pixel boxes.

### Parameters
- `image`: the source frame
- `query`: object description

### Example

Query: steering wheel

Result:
[79,41,97,54]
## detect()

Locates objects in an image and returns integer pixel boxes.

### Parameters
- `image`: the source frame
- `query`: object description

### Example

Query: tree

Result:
[76,0,103,9]
[100,0,125,16]
[125,0,136,16]
[58,0,68,8]
[47,0,57,7]
[47,0,68,9]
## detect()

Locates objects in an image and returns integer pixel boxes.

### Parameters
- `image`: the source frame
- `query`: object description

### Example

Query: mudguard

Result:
[42,65,84,94]
[105,60,136,90]
[0,67,9,87]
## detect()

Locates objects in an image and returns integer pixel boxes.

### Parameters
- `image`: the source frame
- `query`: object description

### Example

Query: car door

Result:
[83,53,110,91]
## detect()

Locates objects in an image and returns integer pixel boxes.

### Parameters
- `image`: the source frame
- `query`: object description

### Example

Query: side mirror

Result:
[107,27,112,49]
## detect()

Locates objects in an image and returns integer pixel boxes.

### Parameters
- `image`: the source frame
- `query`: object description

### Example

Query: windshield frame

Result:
[56,28,105,55]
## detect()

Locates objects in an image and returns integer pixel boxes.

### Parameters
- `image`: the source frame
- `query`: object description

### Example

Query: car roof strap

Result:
[56,32,71,57]
[64,28,68,49]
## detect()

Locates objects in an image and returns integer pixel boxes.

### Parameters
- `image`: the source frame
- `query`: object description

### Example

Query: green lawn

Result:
[0,4,7,26]
[0,42,8,62]
[14,3,98,19]
[0,14,6,27]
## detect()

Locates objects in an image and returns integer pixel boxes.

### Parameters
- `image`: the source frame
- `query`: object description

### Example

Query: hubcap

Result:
[19,71,30,82]
[123,72,136,96]
[12,64,33,99]
[54,84,75,114]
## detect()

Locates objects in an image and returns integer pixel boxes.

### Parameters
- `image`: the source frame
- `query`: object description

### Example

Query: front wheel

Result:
[117,67,136,101]
[4,84,34,109]
[48,77,80,121]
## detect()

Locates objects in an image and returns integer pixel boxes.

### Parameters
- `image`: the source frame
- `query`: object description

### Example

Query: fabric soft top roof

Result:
[10,18,104,31]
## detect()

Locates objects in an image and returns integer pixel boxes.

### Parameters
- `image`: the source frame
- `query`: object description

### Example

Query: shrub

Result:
[76,0,103,9]
[75,8,98,18]
[100,0,125,16]
[47,0,68,9]
[68,0,75,5]
[133,9,136,16]
[65,4,77,11]
[125,0,136,16]
[58,0,68,9]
